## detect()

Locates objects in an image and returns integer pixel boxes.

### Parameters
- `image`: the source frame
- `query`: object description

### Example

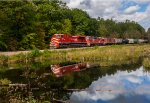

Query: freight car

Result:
[115,38,123,44]
[50,34,147,48]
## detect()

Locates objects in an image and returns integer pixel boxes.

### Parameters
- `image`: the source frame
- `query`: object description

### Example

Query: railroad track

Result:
[0,44,144,56]
[0,46,100,56]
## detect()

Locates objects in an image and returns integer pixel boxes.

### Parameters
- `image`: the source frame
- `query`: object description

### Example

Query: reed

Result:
[66,45,145,62]
[0,44,150,67]
[143,58,150,68]
[0,78,11,85]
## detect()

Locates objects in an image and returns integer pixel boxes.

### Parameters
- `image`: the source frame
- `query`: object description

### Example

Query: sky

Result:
[61,0,150,31]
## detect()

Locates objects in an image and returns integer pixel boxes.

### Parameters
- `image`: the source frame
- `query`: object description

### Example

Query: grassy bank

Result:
[0,44,150,67]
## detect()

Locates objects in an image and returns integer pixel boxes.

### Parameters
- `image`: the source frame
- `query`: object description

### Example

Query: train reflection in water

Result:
[51,63,97,77]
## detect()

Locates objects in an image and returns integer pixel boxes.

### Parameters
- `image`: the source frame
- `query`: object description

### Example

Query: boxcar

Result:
[106,38,115,44]
[133,39,139,44]
[85,36,104,46]
[115,38,123,44]
[122,39,129,44]
[138,39,147,43]
[128,39,134,44]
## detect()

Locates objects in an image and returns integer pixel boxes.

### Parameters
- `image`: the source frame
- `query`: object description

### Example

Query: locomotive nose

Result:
[50,37,60,48]
[50,41,56,46]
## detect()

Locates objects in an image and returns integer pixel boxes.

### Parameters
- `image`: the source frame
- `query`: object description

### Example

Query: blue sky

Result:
[62,0,150,31]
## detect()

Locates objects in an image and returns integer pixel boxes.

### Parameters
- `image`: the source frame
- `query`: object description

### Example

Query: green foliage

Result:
[143,58,150,68]
[0,40,7,51]
[0,55,8,65]
[71,8,91,35]
[30,49,41,57]
[62,19,72,34]
[26,49,41,62]
[147,28,150,42]
[20,33,38,50]
[0,78,11,85]
[14,53,27,62]
[20,32,45,50]
[97,18,146,38]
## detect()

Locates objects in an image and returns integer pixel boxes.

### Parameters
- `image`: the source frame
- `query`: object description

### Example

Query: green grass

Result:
[0,55,8,65]
[0,44,150,67]
[143,58,150,68]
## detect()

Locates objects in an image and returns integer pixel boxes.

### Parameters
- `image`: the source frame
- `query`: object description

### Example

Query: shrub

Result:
[0,55,8,65]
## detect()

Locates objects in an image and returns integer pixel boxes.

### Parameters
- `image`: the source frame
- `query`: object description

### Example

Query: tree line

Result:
[0,0,149,51]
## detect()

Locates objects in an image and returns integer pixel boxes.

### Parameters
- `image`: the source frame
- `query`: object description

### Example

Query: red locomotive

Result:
[51,63,87,77]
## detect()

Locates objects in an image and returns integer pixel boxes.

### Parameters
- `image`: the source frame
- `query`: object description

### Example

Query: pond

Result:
[0,61,150,103]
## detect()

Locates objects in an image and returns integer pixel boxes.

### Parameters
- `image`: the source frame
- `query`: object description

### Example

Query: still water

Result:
[70,66,150,103]
[0,61,150,103]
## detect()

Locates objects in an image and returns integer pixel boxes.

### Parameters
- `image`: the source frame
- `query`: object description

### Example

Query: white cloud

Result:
[131,0,150,4]
[126,75,142,84]
[62,0,121,17]
[124,5,140,14]
[67,0,84,8]
[140,4,150,30]
[114,12,147,23]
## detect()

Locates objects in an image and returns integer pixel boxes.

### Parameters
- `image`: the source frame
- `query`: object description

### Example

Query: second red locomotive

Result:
[50,34,109,48]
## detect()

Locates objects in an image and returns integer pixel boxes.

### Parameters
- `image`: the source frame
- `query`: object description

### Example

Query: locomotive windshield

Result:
[56,35,63,39]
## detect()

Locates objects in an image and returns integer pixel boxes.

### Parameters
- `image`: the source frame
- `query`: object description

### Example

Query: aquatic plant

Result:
[0,78,11,85]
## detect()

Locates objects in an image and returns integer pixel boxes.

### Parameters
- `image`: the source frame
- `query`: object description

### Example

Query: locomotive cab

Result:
[50,34,70,48]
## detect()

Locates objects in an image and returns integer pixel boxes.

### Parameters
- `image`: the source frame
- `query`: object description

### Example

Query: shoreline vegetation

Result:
[0,44,150,68]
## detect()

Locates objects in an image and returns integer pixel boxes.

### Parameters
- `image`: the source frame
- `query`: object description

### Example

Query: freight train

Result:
[50,34,148,48]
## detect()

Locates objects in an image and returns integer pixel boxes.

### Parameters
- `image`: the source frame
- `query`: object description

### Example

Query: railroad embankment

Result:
[0,44,150,67]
